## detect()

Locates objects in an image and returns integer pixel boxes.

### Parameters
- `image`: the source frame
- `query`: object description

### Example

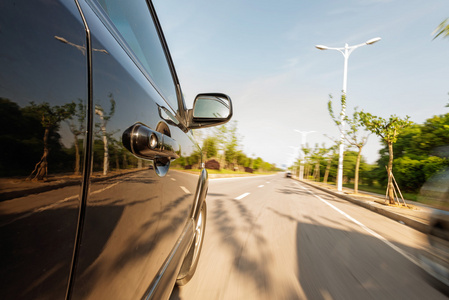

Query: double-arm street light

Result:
[315,37,381,192]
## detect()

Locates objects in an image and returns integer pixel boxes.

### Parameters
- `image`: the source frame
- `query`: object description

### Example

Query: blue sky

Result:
[153,0,449,168]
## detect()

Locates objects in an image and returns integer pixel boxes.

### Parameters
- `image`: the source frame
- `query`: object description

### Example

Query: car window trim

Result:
[84,0,183,115]
[146,0,189,123]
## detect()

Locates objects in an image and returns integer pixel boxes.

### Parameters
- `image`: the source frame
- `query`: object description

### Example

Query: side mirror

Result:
[187,93,232,129]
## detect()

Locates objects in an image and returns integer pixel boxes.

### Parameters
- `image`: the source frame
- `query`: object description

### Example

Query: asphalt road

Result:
[170,173,447,300]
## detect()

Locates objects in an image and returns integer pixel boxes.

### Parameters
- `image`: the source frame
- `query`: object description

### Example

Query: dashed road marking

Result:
[180,186,191,194]
[258,185,264,188]
[235,193,250,200]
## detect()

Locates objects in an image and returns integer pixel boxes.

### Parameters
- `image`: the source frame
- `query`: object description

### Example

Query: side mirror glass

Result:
[187,93,232,129]
[193,94,231,119]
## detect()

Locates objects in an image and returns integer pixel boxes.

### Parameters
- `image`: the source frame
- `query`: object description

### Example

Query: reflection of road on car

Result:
[418,167,449,292]
[0,1,232,299]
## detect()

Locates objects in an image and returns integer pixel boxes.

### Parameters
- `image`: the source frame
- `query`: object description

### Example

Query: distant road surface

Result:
[170,173,446,300]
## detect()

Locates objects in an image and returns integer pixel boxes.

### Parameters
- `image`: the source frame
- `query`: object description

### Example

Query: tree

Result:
[374,113,449,192]
[236,151,251,168]
[202,136,218,159]
[345,114,368,193]
[301,143,312,179]
[358,112,412,204]
[308,143,327,182]
[252,157,263,171]
[329,94,369,193]
[25,102,75,180]
[322,145,338,184]
[65,99,85,175]
[95,94,116,175]
[213,121,240,169]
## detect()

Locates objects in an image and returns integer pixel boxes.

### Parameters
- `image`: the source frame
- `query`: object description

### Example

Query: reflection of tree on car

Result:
[0,98,77,178]
[94,94,116,176]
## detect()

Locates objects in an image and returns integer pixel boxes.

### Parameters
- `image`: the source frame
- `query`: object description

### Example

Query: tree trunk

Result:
[387,142,395,204]
[95,108,109,175]
[314,162,320,182]
[323,158,331,184]
[101,128,108,175]
[123,153,128,169]
[74,135,80,175]
[30,128,50,181]
[115,148,120,171]
[354,147,362,194]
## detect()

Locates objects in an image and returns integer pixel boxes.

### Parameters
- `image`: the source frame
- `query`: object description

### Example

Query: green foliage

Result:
[236,151,251,167]
[357,112,413,144]
[370,112,449,193]
[321,150,370,183]
[433,18,449,40]
[393,157,426,192]
[221,121,239,164]
[360,164,377,186]
[252,157,263,170]
[415,114,449,154]
[202,137,218,158]
[393,156,449,193]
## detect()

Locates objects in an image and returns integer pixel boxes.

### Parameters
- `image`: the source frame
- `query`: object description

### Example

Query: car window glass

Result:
[96,0,178,109]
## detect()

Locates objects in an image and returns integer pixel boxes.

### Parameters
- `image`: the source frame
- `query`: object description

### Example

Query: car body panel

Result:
[0,0,88,298]
[69,0,200,298]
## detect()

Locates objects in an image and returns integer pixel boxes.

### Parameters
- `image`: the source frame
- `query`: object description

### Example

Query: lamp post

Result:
[295,130,315,180]
[315,37,381,192]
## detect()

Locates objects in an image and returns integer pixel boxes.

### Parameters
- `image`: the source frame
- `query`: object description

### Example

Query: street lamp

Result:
[315,37,381,192]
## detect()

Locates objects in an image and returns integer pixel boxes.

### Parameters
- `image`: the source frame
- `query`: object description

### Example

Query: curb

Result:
[298,179,430,234]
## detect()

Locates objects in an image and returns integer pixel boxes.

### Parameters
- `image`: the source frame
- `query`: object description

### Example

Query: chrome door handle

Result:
[122,123,179,161]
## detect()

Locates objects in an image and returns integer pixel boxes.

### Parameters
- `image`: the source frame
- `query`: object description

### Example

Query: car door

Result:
[69,0,200,299]
[0,1,88,299]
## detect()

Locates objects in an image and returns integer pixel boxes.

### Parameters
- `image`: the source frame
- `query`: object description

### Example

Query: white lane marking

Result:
[266,181,270,184]
[258,185,264,188]
[211,174,276,181]
[300,184,420,266]
[91,181,120,195]
[235,193,250,200]
[171,178,176,181]
[36,181,120,212]
[180,186,191,194]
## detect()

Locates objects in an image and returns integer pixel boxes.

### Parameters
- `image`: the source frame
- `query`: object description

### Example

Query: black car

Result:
[0,1,231,299]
